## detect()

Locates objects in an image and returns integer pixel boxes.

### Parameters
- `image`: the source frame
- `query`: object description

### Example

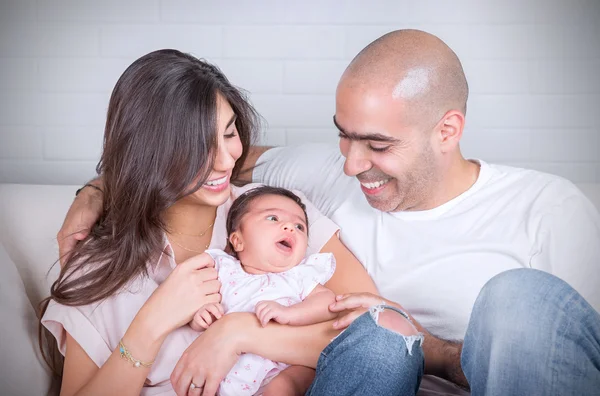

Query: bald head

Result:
[340,29,468,129]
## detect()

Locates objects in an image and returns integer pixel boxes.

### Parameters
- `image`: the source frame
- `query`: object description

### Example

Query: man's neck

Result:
[423,155,481,210]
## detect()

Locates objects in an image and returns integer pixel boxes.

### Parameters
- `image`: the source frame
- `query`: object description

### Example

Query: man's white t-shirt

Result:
[253,143,600,343]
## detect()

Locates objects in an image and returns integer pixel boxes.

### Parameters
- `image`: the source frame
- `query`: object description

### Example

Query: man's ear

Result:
[436,110,465,153]
[229,231,244,252]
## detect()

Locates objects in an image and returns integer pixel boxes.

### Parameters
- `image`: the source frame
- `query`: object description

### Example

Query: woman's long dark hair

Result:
[38,49,259,376]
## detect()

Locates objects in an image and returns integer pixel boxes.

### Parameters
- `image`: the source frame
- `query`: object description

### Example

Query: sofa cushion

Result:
[0,242,52,395]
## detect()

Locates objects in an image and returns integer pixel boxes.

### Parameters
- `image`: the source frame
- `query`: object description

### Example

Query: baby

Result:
[195,186,337,395]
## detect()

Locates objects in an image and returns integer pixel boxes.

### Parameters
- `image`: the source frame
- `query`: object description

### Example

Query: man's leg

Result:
[462,268,600,395]
[307,305,424,396]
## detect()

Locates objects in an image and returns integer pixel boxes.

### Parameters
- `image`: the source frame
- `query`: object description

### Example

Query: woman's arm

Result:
[60,318,163,396]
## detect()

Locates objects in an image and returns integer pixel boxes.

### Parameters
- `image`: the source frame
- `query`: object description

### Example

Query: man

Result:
[61,30,600,394]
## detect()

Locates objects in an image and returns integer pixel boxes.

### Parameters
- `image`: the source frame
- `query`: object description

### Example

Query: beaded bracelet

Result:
[75,183,103,196]
[118,339,154,368]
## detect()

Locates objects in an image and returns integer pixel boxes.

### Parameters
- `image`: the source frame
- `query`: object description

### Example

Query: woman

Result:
[45,49,422,396]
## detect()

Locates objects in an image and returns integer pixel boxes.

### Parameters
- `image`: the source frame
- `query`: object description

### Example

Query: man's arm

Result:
[238,145,272,183]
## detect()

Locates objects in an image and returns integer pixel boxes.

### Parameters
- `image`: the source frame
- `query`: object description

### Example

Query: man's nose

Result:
[343,144,371,177]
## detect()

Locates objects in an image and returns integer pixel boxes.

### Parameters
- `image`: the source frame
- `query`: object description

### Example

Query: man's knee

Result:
[347,309,424,374]
[475,268,573,313]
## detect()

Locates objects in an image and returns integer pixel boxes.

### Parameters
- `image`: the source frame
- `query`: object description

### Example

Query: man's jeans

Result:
[307,305,425,396]
[307,269,600,395]
[462,268,600,395]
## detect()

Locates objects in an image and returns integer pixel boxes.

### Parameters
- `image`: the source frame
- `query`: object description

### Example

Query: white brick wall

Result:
[0,0,599,185]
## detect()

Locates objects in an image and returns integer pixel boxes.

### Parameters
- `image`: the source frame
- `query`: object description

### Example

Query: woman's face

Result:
[186,94,243,207]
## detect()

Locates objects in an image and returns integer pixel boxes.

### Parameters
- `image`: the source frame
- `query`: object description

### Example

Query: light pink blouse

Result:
[42,183,339,395]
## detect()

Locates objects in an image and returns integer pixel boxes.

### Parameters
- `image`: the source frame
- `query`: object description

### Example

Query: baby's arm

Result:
[255,284,337,327]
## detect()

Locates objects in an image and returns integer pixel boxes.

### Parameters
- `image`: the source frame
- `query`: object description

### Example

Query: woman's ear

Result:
[229,231,244,252]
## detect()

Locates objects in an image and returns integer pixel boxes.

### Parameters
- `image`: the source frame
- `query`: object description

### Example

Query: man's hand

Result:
[57,182,104,265]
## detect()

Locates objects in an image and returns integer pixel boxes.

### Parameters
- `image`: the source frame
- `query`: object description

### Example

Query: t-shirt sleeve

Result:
[292,253,337,300]
[41,300,112,368]
[293,189,340,256]
[530,184,600,312]
[251,143,356,218]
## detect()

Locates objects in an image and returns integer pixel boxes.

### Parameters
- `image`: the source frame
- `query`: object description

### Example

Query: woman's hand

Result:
[137,253,221,341]
[171,313,250,396]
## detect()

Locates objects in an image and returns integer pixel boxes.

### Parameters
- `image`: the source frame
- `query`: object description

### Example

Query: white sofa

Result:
[1,182,600,395]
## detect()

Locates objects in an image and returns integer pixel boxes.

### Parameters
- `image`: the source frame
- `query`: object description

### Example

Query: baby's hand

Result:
[190,302,224,331]
[255,300,292,327]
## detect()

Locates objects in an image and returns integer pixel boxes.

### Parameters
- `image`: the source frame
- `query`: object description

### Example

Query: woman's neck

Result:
[164,201,218,236]
[164,201,218,263]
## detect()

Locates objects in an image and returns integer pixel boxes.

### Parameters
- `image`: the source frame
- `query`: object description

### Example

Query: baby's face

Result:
[232,194,309,273]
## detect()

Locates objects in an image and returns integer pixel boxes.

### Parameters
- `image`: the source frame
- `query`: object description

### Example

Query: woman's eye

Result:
[225,128,238,138]
[266,215,278,222]
[295,224,305,232]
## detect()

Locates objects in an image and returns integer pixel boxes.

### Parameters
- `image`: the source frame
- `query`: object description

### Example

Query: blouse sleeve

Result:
[41,300,112,368]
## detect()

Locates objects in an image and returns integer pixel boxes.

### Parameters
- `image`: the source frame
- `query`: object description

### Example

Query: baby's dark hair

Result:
[226,186,309,255]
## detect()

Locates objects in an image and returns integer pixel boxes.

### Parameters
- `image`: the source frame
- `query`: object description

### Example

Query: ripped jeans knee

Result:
[368,304,424,356]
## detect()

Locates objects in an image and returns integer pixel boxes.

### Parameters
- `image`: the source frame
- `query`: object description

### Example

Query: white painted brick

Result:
[505,162,600,183]
[463,60,530,94]
[0,58,37,92]
[0,23,99,57]
[426,25,536,61]
[257,128,287,146]
[345,25,536,61]
[531,24,600,60]
[0,0,36,23]
[38,58,132,93]
[466,95,598,129]
[0,127,43,159]
[0,94,38,126]
[37,0,159,22]
[217,60,283,94]
[223,26,345,59]
[283,61,347,94]
[460,129,532,162]
[36,93,110,126]
[284,0,413,24]
[43,127,104,161]
[250,94,335,128]
[529,130,600,162]
[286,129,339,145]
[532,0,600,25]
[100,25,222,58]
[529,60,600,94]
[343,26,404,60]
[409,0,536,24]
[0,160,98,184]
[160,0,285,23]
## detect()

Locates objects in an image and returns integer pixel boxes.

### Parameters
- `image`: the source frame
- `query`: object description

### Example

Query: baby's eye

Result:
[266,215,278,222]
[295,224,305,232]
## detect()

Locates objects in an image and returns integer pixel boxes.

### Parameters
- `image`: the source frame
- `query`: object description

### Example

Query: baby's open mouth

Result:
[276,237,294,252]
